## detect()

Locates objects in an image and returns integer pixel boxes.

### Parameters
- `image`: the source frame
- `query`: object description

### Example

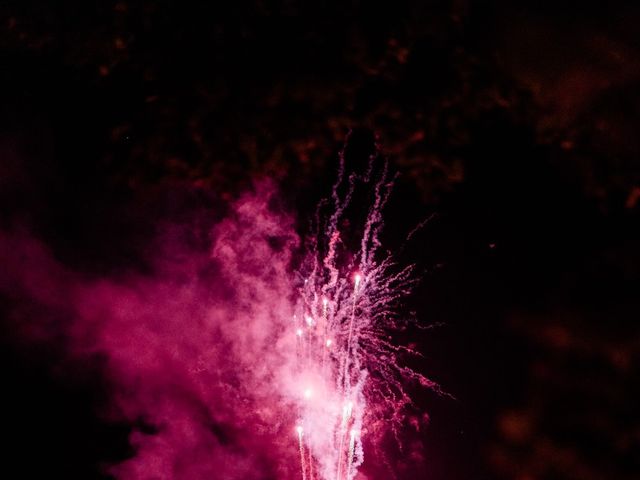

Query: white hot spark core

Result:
[289,150,438,480]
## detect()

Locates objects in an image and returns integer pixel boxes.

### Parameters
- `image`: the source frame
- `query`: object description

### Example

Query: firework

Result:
[291,149,436,480]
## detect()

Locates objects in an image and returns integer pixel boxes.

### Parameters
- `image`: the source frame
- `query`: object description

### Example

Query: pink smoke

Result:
[0,181,305,479]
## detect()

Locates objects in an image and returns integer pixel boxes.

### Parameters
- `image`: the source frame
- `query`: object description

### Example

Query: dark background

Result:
[1,1,639,479]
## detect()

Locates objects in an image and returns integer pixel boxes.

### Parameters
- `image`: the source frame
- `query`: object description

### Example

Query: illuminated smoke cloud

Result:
[0,181,300,479]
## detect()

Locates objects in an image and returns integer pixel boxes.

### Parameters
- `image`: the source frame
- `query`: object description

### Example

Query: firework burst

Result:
[290,148,438,480]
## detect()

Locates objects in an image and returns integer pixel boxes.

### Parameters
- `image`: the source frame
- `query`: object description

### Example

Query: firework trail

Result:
[297,426,307,480]
[291,148,437,480]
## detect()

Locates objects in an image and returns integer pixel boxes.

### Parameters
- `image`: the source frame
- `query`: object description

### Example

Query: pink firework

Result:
[289,151,437,480]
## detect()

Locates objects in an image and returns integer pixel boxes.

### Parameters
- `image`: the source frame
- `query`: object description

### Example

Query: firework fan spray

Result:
[290,145,439,480]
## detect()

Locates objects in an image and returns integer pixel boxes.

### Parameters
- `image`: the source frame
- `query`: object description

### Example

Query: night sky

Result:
[1,1,639,479]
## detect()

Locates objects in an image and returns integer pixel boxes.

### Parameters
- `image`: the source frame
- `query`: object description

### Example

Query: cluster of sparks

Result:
[289,152,437,480]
